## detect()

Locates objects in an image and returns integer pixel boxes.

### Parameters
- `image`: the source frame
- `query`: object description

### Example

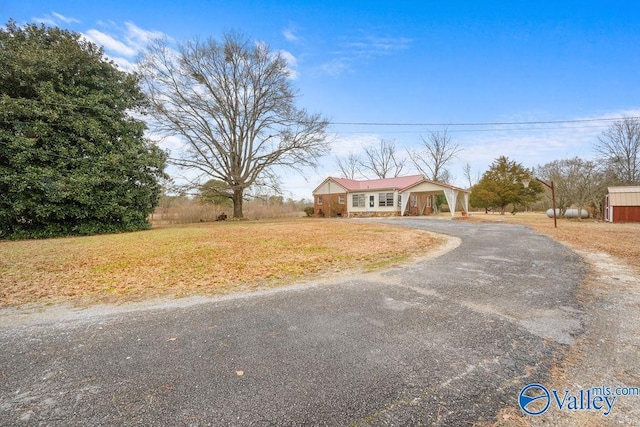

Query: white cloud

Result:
[84,29,137,57]
[282,22,303,43]
[80,22,168,71]
[32,15,58,27]
[155,134,185,152]
[51,12,80,24]
[124,22,166,48]
[339,35,412,58]
[364,35,412,52]
[32,12,80,27]
[278,50,299,79]
[331,133,381,157]
[108,56,136,72]
[283,29,299,43]
[320,33,413,77]
[319,58,352,77]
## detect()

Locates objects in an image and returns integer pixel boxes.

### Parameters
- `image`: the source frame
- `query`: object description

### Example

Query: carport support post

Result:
[402,192,411,216]
[443,188,458,218]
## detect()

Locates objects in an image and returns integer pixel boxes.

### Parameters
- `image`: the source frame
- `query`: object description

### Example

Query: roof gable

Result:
[401,178,471,193]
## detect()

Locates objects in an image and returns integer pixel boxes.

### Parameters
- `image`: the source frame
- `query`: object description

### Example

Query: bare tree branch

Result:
[462,162,474,189]
[335,153,362,179]
[537,157,608,218]
[138,33,330,218]
[595,117,640,184]
[359,139,406,178]
[409,129,461,182]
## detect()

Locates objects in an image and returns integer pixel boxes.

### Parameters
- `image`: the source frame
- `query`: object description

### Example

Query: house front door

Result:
[368,195,375,210]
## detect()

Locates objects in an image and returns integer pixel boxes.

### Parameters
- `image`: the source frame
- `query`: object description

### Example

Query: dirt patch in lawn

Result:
[0,219,445,308]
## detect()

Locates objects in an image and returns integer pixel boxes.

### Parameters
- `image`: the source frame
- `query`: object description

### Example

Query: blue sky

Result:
[4,1,640,198]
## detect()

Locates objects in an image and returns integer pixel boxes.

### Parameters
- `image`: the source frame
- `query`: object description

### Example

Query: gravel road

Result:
[0,218,586,426]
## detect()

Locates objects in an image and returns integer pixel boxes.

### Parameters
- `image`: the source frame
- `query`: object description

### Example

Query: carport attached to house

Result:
[400,180,470,217]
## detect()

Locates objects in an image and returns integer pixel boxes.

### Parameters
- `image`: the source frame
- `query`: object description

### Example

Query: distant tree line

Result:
[469,117,640,217]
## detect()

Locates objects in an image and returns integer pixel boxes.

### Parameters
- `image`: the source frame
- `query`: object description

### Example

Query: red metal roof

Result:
[329,175,425,191]
[314,175,470,194]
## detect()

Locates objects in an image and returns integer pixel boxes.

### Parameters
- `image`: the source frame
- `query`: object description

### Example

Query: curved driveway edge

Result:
[0,218,586,426]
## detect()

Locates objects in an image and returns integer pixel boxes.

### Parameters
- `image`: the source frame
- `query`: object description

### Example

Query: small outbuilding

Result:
[604,186,640,223]
[312,175,470,218]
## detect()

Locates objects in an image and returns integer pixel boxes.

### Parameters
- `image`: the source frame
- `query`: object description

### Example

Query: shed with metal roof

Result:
[604,186,640,223]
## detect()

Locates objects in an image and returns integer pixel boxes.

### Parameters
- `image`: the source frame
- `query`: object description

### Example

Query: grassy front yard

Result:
[0,219,443,307]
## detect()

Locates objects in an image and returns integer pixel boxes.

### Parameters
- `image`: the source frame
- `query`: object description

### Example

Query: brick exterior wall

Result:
[314,193,347,217]
[405,193,434,216]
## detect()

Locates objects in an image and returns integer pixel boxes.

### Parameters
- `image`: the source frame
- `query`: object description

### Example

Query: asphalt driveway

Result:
[0,218,586,426]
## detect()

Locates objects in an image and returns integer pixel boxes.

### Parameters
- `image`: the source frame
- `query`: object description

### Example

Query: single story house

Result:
[604,186,640,223]
[312,174,471,218]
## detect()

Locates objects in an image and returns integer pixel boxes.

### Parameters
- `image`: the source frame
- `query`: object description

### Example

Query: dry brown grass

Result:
[0,219,443,308]
[464,212,640,272]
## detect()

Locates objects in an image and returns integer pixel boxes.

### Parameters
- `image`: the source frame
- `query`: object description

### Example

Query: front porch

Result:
[402,192,436,216]
[400,182,470,218]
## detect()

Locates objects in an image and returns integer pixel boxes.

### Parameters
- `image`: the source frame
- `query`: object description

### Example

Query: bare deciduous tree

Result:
[564,158,606,220]
[139,33,329,218]
[537,157,608,218]
[596,117,640,184]
[462,162,478,189]
[359,139,406,178]
[335,153,361,179]
[410,129,461,182]
[536,160,572,215]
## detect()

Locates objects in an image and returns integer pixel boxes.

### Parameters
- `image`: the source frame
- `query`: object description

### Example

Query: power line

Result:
[335,124,613,135]
[3,96,639,139]
[330,117,640,127]
[3,97,638,127]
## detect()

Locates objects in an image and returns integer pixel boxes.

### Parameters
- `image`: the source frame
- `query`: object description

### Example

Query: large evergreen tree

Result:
[470,156,543,214]
[0,21,166,239]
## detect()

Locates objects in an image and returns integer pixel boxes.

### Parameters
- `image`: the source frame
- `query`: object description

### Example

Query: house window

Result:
[398,195,402,208]
[317,196,323,205]
[338,195,345,205]
[410,195,418,207]
[378,192,394,207]
[352,193,365,208]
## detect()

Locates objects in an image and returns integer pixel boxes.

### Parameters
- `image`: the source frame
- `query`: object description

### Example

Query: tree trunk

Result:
[232,188,244,219]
